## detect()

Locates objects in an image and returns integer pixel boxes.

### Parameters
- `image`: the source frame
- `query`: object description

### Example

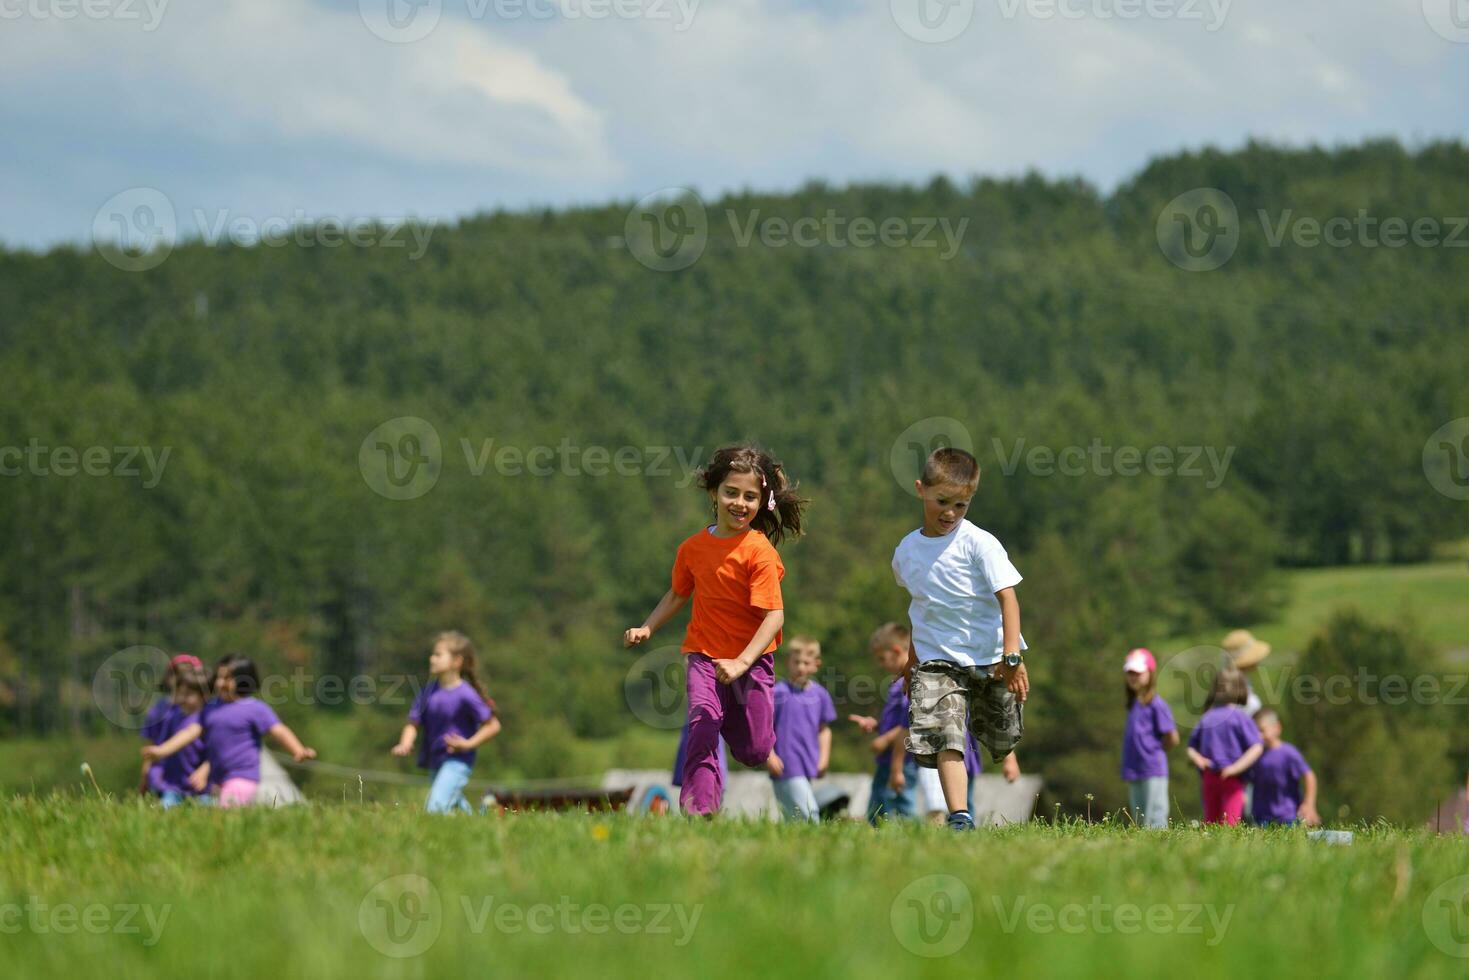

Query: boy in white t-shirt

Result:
[893,447,1029,831]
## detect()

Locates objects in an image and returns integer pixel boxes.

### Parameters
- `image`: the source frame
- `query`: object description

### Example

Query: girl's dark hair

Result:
[213,655,260,698]
[1205,664,1248,709]
[435,630,493,710]
[697,444,808,546]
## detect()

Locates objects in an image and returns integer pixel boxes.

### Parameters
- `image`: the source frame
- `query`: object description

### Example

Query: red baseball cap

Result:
[1123,648,1156,674]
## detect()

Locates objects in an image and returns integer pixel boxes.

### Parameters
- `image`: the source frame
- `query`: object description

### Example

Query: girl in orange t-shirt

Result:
[624,444,807,815]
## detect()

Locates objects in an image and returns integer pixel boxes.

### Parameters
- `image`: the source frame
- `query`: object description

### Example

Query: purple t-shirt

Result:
[1121,696,1176,781]
[876,677,912,771]
[771,680,837,781]
[141,699,177,794]
[1251,742,1311,824]
[200,697,281,784]
[965,731,983,777]
[1187,705,1261,770]
[159,709,206,796]
[409,680,492,772]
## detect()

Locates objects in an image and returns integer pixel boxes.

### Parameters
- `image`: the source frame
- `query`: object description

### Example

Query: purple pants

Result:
[679,653,776,815]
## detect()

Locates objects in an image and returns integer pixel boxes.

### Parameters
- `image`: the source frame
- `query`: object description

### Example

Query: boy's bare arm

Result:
[1299,770,1321,826]
[817,725,832,776]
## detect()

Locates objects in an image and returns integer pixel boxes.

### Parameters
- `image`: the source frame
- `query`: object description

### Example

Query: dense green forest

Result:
[1,139,1466,817]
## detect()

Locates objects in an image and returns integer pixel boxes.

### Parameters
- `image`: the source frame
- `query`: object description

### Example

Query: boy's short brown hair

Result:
[920,448,980,490]
[786,635,821,660]
[868,622,910,653]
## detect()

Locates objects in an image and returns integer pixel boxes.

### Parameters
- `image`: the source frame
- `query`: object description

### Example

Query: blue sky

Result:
[3,0,1466,251]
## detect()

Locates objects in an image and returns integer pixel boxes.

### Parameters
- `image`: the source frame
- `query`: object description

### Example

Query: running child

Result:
[1250,709,1320,826]
[139,653,204,800]
[893,448,1029,831]
[392,631,501,814]
[1185,665,1263,825]
[1121,647,1178,828]
[765,636,836,822]
[144,656,316,807]
[623,444,806,816]
[852,623,919,824]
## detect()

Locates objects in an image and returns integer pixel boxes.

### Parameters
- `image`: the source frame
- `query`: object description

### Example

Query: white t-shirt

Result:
[892,519,1026,668]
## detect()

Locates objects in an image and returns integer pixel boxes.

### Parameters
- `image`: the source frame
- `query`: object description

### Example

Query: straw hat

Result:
[1221,629,1271,669]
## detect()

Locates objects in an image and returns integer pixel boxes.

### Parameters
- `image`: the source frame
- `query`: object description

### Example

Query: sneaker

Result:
[946,810,975,831]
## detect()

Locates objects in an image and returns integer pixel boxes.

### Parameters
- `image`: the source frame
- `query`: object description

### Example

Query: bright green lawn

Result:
[0,800,1465,979]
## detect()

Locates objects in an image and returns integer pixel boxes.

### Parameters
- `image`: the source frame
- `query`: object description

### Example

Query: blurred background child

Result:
[1251,709,1320,826]
[1121,648,1178,828]
[392,631,501,814]
[139,653,203,800]
[1186,665,1263,825]
[765,636,836,822]
[852,623,919,824]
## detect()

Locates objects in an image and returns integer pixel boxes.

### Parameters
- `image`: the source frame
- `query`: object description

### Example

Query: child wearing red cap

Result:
[1121,648,1178,828]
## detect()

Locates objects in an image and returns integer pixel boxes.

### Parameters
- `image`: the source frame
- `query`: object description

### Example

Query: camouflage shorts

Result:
[905,661,1024,769]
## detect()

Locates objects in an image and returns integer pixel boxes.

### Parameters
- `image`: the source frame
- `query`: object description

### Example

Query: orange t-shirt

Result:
[671,527,785,661]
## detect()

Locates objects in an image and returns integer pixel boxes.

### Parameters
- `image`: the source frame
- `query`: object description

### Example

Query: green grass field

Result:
[0,799,1466,979]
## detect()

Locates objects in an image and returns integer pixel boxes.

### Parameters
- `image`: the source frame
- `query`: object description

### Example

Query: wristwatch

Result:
[1002,651,1024,668]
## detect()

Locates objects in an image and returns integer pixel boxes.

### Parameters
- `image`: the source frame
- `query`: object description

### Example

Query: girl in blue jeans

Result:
[393,631,501,813]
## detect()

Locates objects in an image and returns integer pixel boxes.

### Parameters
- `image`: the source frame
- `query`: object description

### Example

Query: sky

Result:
[2,0,1466,251]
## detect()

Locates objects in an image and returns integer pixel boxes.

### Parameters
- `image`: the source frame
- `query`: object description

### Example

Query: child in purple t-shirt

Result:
[1185,666,1263,825]
[145,656,316,807]
[1121,648,1179,829]
[765,637,837,822]
[140,654,211,808]
[392,631,501,814]
[1250,709,1320,826]
[850,624,920,824]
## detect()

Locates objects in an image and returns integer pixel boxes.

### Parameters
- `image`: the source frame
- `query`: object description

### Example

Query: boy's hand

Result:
[766,752,784,778]
[888,766,906,792]
[1298,802,1321,827]
[141,745,163,763]
[996,660,1029,703]
[848,714,878,734]
[714,658,749,685]
[390,742,412,757]
[187,768,209,793]
[623,626,651,648]
[1002,752,1021,783]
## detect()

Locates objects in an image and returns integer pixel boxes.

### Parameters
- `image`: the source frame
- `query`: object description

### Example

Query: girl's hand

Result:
[390,743,412,757]
[714,658,749,685]
[294,746,317,763]
[141,745,163,763]
[766,752,784,778]
[623,626,651,648]
[848,714,878,734]
[187,768,209,793]
[1195,758,1212,772]
[443,734,471,754]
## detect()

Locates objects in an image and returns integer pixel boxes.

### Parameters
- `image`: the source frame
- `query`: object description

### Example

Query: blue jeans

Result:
[426,759,474,814]
[771,777,820,822]
[1127,777,1169,828]
[867,756,919,825]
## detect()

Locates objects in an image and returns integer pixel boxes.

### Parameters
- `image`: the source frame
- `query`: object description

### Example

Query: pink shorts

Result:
[218,778,260,808]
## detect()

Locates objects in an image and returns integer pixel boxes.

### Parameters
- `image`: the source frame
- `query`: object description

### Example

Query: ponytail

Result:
[698,444,809,546]
[434,630,494,711]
